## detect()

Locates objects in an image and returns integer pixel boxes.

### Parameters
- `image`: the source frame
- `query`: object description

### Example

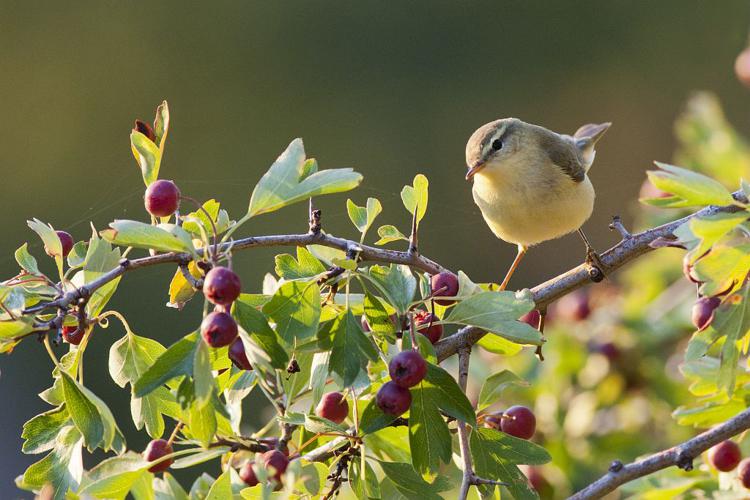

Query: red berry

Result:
[739,458,750,488]
[736,48,750,88]
[708,440,742,472]
[239,461,259,486]
[62,326,85,345]
[431,272,459,306]
[203,266,242,306]
[144,180,181,217]
[315,391,349,424]
[133,119,157,142]
[500,405,536,440]
[525,466,548,492]
[483,413,503,430]
[46,231,74,258]
[519,310,541,329]
[261,449,289,482]
[596,342,620,361]
[692,297,720,331]
[200,311,238,347]
[376,381,412,416]
[228,337,252,370]
[556,290,591,322]
[143,439,174,473]
[389,350,427,388]
[414,311,443,344]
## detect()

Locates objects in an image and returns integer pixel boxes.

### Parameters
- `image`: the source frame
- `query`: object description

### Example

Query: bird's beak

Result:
[465,161,485,180]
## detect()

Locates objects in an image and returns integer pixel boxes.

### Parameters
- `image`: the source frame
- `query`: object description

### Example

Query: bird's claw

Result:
[585,247,606,282]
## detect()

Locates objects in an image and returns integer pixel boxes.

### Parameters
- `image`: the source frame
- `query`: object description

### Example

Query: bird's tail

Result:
[573,122,612,169]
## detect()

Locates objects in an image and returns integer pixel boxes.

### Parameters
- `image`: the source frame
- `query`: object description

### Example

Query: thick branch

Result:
[570,406,750,499]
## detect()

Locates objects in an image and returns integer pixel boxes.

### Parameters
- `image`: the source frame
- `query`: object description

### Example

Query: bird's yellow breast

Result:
[471,161,595,247]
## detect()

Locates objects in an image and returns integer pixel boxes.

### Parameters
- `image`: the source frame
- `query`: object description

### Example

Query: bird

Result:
[465,118,611,291]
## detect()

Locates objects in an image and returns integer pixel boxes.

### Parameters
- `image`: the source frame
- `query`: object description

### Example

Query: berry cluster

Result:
[707,440,750,489]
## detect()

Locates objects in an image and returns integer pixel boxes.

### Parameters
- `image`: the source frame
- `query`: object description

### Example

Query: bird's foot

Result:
[584,247,606,283]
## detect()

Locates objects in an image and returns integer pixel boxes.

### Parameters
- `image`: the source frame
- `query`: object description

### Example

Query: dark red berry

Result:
[692,297,721,331]
[595,342,620,361]
[500,405,536,440]
[519,310,541,329]
[376,381,412,416]
[315,391,349,424]
[239,461,259,486]
[739,458,750,488]
[144,180,181,217]
[45,231,74,258]
[431,272,459,306]
[483,413,503,430]
[133,119,157,142]
[62,326,85,345]
[203,266,242,306]
[525,466,548,493]
[261,449,289,482]
[414,311,443,344]
[389,350,427,388]
[143,439,174,473]
[708,440,742,472]
[258,437,289,456]
[200,311,238,347]
[228,337,252,370]
[736,48,750,88]
[556,290,591,322]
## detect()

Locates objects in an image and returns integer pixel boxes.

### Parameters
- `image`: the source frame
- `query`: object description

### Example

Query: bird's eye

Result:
[491,139,503,151]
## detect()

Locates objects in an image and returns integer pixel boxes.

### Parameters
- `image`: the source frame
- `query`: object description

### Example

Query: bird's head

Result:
[465,118,522,180]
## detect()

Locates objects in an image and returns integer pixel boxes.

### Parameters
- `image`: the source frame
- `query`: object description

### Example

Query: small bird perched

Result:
[465,118,611,290]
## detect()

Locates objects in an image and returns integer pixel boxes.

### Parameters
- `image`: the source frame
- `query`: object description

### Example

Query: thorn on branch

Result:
[609,215,632,240]
[608,460,623,473]
[309,198,322,234]
[286,358,300,374]
[676,450,694,471]
[179,264,203,289]
[408,203,419,254]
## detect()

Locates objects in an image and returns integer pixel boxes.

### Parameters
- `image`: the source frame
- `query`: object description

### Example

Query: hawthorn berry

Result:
[519,310,541,329]
[203,266,242,306]
[708,440,742,472]
[692,296,720,331]
[414,310,443,344]
[431,271,459,306]
[62,326,85,345]
[500,405,536,440]
[239,461,259,486]
[736,48,750,88]
[595,342,620,361]
[315,391,349,424]
[143,439,174,473]
[133,119,157,142]
[228,337,252,370]
[45,230,74,258]
[200,311,238,347]
[388,350,427,388]
[144,179,181,217]
[739,458,750,488]
[556,290,591,322]
[376,381,412,416]
[261,449,289,482]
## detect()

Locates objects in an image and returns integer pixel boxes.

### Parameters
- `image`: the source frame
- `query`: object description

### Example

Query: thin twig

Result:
[456,346,474,500]
[609,215,631,239]
[179,263,203,289]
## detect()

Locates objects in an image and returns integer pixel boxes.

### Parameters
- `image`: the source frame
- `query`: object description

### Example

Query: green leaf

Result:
[476,334,524,356]
[328,310,378,386]
[409,383,452,480]
[347,197,382,236]
[304,414,349,434]
[193,338,215,407]
[61,371,124,452]
[233,299,289,369]
[687,211,749,260]
[471,427,549,499]
[363,292,398,341]
[401,174,428,225]
[19,425,83,500]
[172,447,230,469]
[359,397,398,435]
[78,452,150,499]
[83,229,123,316]
[693,242,750,297]
[714,286,750,395]
[154,100,170,151]
[22,405,70,454]
[131,129,161,186]
[182,199,233,237]
[375,224,409,245]
[446,290,541,345]
[205,469,232,500]
[349,456,380,500]
[154,472,189,500]
[188,397,217,447]
[262,280,321,345]
[168,261,201,310]
[101,220,196,254]
[478,370,528,411]
[423,364,476,423]
[133,332,198,398]
[27,218,64,276]
[247,138,362,217]
[377,461,449,500]
[67,241,88,268]
[15,243,39,275]
[646,162,735,208]
[366,264,416,314]
[274,246,327,280]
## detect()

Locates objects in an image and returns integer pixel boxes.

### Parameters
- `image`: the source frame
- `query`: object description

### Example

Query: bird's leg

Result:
[577,228,605,282]
[499,245,527,291]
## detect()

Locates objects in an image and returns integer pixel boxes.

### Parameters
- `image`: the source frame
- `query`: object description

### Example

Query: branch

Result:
[434,194,745,362]
[456,347,474,500]
[570,406,750,499]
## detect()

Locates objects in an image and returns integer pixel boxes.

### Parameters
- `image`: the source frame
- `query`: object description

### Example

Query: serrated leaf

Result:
[446,291,540,345]
[61,371,124,452]
[409,383,452,480]
[181,199,233,237]
[476,334,524,356]
[274,246,327,280]
[193,339,215,407]
[154,472,189,500]
[687,211,749,261]
[304,414,349,434]
[377,461,449,500]
[78,452,150,499]
[646,162,734,208]
[233,299,289,369]
[67,241,88,268]
[347,197,382,236]
[714,286,750,395]
[421,364,476,424]
[83,230,122,316]
[401,174,428,225]
[22,405,70,454]
[101,220,195,254]
[133,332,198,398]
[15,243,39,275]
[27,218,64,277]
[262,280,321,345]
[375,224,408,245]
[328,310,378,386]
[205,469,232,500]
[478,370,528,411]
[247,138,362,217]
[693,242,750,297]
[188,398,217,447]
[349,456,380,500]
[366,264,416,314]
[19,425,83,500]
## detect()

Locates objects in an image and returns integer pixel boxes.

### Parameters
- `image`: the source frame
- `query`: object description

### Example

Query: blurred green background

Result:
[2,1,750,496]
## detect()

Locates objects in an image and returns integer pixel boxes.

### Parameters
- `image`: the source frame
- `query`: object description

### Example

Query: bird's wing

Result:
[538,131,586,182]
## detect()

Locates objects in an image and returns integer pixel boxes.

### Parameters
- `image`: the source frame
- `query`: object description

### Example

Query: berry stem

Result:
[181,195,220,264]
[167,421,184,446]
